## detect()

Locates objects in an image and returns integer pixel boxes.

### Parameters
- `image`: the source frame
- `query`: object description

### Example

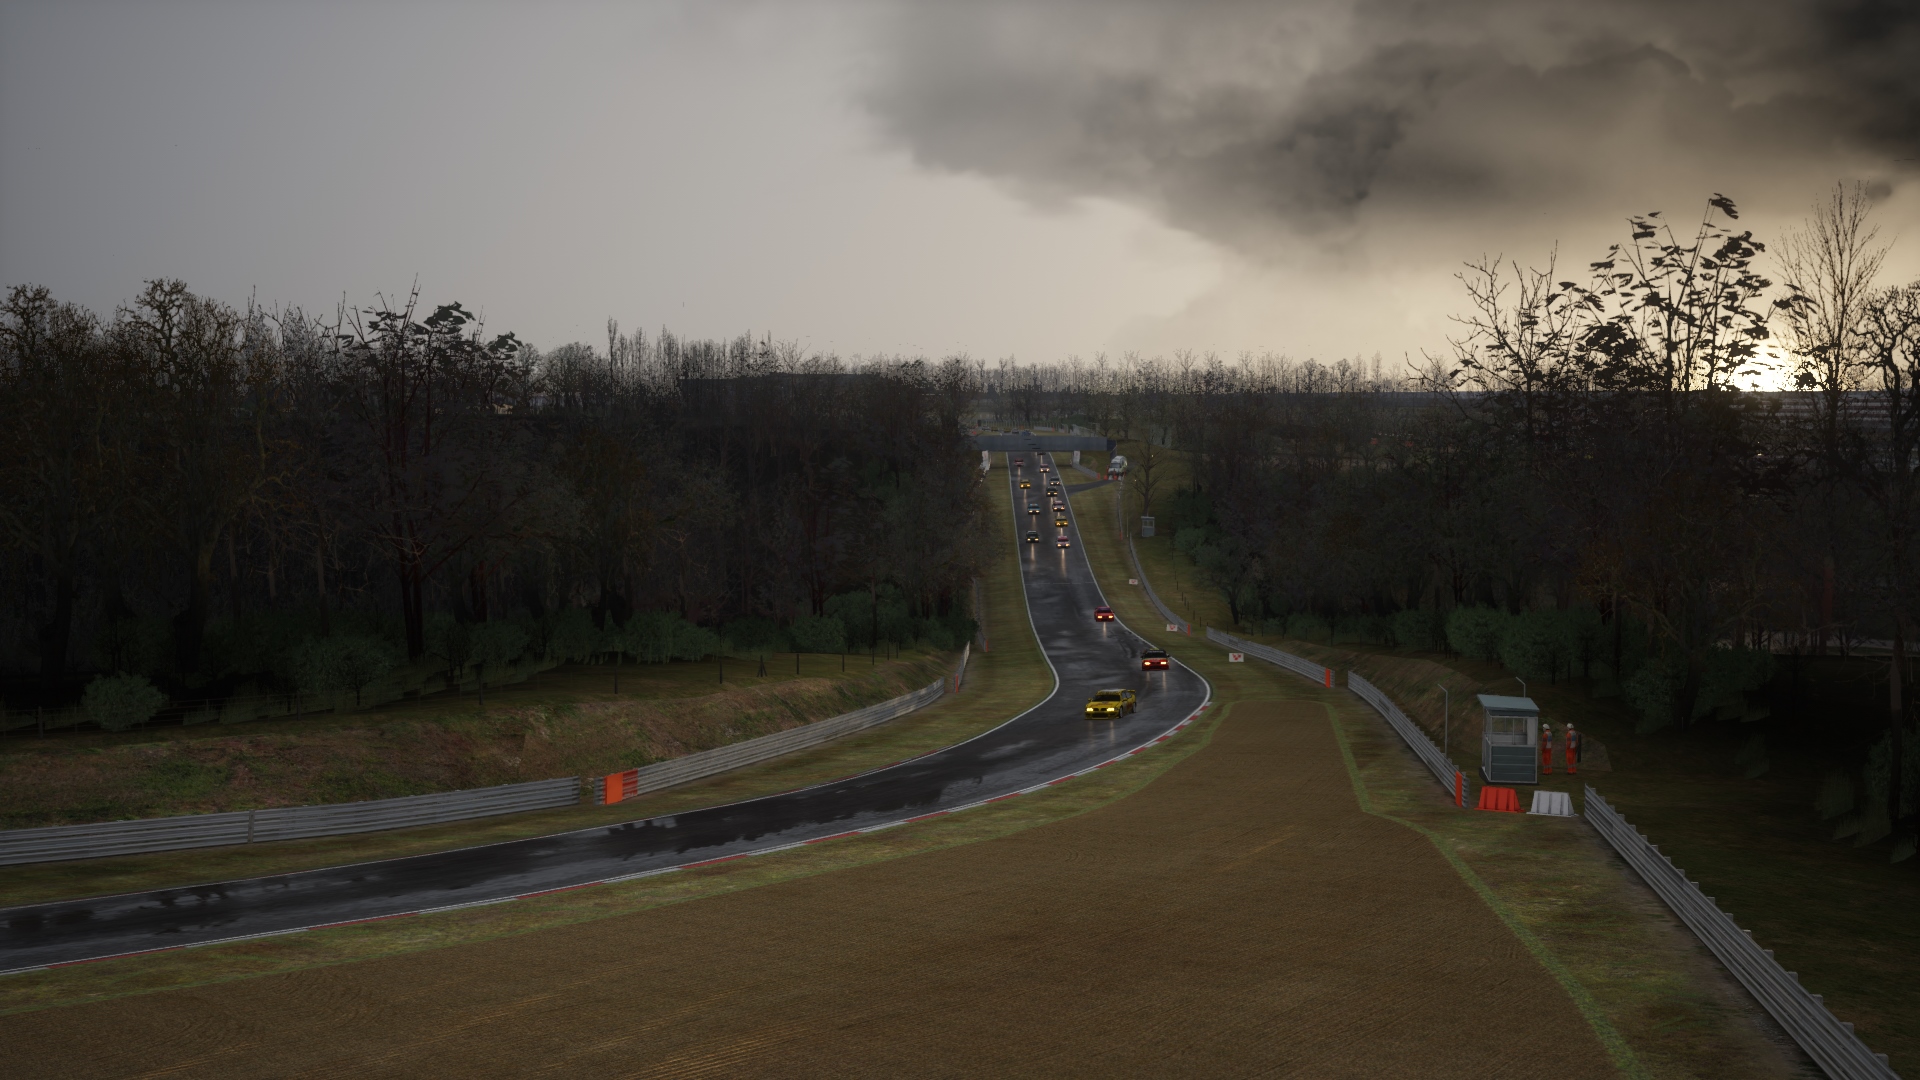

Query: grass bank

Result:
[1250,635,1920,1078]
[1070,479,1820,1079]
[0,650,950,830]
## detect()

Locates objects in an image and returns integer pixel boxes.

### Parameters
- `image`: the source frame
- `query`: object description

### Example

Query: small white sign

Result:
[1228,652,1245,663]
[1166,623,1181,632]
[1128,578,1139,585]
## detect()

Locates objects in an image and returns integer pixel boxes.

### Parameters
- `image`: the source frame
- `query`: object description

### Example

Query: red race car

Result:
[1094,606,1114,621]
[1141,649,1170,670]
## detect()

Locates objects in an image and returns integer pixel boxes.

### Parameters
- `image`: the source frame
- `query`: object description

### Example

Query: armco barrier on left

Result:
[0,778,584,867]
[598,646,968,805]
[1205,628,1331,686]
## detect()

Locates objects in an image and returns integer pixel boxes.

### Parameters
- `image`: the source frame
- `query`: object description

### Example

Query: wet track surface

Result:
[1,452,1208,971]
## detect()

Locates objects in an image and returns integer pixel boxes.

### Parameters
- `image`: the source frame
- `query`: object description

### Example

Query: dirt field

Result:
[5,698,1624,1079]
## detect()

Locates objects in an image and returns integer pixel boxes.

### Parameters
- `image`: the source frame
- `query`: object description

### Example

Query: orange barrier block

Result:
[1476,785,1523,813]
[1322,669,1333,688]
[601,768,641,805]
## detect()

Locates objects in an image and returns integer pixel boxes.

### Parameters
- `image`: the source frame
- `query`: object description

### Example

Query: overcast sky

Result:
[4,1,1919,367]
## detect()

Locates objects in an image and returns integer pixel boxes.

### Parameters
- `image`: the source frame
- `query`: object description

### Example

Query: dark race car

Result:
[1094,606,1114,621]
[1141,648,1170,670]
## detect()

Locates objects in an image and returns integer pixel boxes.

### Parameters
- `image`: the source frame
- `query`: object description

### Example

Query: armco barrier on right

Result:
[1348,671,1470,808]
[1205,628,1332,687]
[1204,628,1466,806]
[598,645,968,805]
[1585,787,1900,1079]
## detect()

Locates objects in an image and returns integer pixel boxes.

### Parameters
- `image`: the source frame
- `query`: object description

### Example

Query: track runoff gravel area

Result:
[3,698,1618,1079]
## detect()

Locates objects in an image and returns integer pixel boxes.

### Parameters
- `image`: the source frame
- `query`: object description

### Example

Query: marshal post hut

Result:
[1478,694,1541,785]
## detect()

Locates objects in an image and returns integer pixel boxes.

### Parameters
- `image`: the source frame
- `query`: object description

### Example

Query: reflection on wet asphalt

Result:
[0,452,1208,970]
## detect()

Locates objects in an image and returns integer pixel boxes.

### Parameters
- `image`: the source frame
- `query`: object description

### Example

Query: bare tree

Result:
[1842,281,1920,848]
[0,287,122,677]
[116,280,277,675]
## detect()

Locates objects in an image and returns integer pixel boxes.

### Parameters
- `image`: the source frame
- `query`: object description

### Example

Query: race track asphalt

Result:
[0,451,1208,973]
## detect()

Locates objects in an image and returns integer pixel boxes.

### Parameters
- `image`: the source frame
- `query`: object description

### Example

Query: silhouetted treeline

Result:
[0,283,986,710]
[981,193,1919,850]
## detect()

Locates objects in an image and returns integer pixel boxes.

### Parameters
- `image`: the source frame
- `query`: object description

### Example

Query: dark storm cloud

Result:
[859,0,1920,251]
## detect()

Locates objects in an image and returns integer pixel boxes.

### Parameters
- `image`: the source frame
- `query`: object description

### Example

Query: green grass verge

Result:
[1240,633,1918,1078]
[1069,479,1820,1080]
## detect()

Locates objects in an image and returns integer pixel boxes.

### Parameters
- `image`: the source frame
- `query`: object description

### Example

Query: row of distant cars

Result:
[1015,453,1071,548]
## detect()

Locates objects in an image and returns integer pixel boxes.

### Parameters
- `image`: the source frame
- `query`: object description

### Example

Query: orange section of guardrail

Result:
[600,769,641,805]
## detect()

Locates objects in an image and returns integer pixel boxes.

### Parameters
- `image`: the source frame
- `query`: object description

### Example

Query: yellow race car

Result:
[1019,478,1032,489]
[1084,688,1138,719]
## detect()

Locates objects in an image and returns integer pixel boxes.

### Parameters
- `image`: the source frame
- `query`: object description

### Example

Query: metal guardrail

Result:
[1205,628,1331,686]
[0,647,974,865]
[1116,482,1190,633]
[1129,537,1190,634]
[1584,788,1901,1079]
[599,645,970,803]
[1348,672,1470,807]
[0,778,583,866]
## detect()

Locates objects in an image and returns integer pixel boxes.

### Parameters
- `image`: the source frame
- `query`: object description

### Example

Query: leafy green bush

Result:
[1500,610,1571,681]
[470,621,530,669]
[1161,487,1213,534]
[1815,771,1855,820]
[1622,657,1682,731]
[546,608,601,662]
[426,615,474,677]
[1446,606,1508,660]
[723,616,786,654]
[1389,609,1443,651]
[616,611,719,662]
[1333,614,1389,644]
[94,618,171,678]
[82,673,168,732]
[287,635,401,706]
[1863,726,1920,823]
[1559,607,1606,679]
[1622,647,1774,732]
[1284,612,1331,642]
[1174,527,1208,558]
[789,615,847,654]
[938,611,979,648]
[822,593,874,648]
[204,609,325,679]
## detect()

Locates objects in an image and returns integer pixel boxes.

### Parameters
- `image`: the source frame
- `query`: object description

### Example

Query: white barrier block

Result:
[1529,790,1574,817]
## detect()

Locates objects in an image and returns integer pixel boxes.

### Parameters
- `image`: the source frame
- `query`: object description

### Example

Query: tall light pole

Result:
[1515,676,1527,698]
[1438,682,1450,756]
